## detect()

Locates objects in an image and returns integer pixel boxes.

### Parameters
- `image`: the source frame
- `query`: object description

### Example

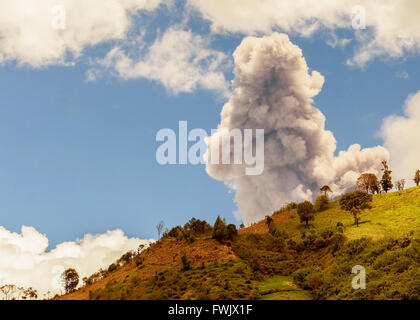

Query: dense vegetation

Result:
[89,260,260,300]
[297,236,419,299]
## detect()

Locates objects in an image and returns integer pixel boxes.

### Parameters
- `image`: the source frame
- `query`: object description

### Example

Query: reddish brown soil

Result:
[238,211,297,235]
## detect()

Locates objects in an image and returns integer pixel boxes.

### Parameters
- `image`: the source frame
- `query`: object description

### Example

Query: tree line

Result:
[356,161,420,193]
[0,285,38,300]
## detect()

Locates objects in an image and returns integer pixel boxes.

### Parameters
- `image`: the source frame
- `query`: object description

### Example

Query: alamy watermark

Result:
[156,121,264,176]
[352,265,366,289]
[51,5,66,30]
[352,5,366,30]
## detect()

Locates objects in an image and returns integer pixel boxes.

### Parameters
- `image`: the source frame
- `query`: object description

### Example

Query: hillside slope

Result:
[275,186,420,240]
[59,187,420,300]
[61,238,237,300]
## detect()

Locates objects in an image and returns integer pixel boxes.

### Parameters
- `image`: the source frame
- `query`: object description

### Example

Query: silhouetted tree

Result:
[320,185,332,197]
[339,191,373,227]
[414,170,420,187]
[380,160,393,193]
[180,252,191,271]
[297,201,314,228]
[395,179,406,191]
[183,218,212,236]
[61,268,79,294]
[0,285,37,300]
[22,287,37,300]
[156,220,165,240]
[212,216,227,241]
[265,215,274,226]
[0,284,16,300]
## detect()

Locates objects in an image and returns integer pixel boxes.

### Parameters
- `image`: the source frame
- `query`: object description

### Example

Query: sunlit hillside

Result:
[59,187,420,300]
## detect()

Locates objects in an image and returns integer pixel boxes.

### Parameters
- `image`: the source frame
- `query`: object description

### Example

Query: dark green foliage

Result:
[211,216,238,242]
[314,195,330,212]
[162,218,212,241]
[232,228,344,279]
[339,191,373,211]
[212,216,235,241]
[226,224,238,240]
[314,237,420,300]
[339,191,372,227]
[380,160,393,193]
[162,226,183,238]
[293,266,323,290]
[297,201,314,227]
[212,216,226,241]
[163,226,198,243]
[183,218,212,237]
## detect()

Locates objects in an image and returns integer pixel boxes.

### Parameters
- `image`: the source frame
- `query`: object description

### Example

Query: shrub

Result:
[292,266,323,290]
[107,263,117,273]
[226,224,238,240]
[314,195,329,212]
[265,215,273,226]
[163,226,184,238]
[268,221,286,239]
[184,218,212,237]
[181,252,191,271]
[297,201,314,227]
[212,216,228,241]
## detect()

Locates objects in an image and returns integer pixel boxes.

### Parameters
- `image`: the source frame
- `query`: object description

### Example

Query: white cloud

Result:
[187,0,420,67]
[88,28,230,95]
[381,91,420,187]
[206,33,389,224]
[0,225,153,297]
[0,0,165,67]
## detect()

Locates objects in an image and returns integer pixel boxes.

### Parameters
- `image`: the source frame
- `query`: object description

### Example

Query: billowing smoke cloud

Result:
[0,225,153,297]
[381,91,420,187]
[0,0,165,67]
[206,33,389,224]
[187,0,420,67]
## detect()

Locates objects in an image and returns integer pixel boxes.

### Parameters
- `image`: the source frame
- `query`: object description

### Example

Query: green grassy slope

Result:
[65,187,420,300]
[275,187,420,240]
[259,276,312,300]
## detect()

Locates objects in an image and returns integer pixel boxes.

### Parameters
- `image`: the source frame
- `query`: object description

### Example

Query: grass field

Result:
[259,276,312,300]
[276,186,420,240]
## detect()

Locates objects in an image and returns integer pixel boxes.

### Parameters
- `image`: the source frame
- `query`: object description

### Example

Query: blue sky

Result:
[1,0,420,248]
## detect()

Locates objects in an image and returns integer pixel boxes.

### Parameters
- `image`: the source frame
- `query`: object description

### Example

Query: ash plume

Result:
[206,33,389,224]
